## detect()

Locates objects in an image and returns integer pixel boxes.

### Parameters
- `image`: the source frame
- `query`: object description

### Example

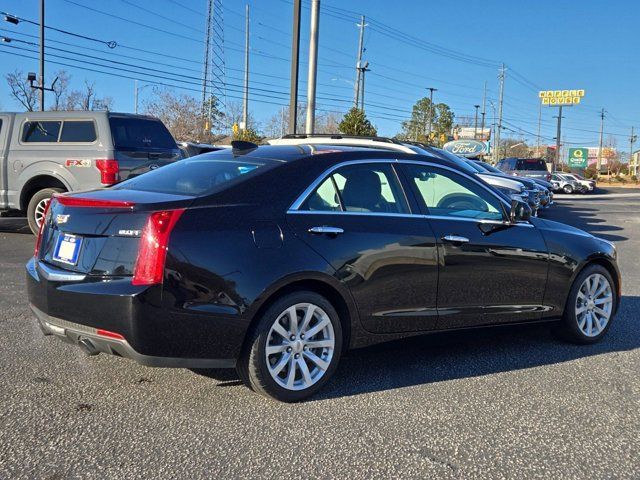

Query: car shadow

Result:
[0,216,31,234]
[193,296,637,401]
[543,203,627,242]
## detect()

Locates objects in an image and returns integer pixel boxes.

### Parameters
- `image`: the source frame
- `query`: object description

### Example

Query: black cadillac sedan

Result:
[26,143,620,402]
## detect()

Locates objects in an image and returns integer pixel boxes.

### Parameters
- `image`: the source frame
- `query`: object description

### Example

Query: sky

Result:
[0,0,638,154]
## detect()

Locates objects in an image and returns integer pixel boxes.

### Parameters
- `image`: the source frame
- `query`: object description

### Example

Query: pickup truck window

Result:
[22,121,62,143]
[59,121,97,142]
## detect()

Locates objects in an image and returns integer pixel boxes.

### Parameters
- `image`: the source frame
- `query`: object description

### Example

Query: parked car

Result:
[27,143,620,402]
[177,141,228,158]
[551,173,585,194]
[563,173,595,192]
[496,157,552,182]
[468,159,552,210]
[0,111,181,234]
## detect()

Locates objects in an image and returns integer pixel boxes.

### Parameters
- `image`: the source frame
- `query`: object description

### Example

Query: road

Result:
[1,189,639,479]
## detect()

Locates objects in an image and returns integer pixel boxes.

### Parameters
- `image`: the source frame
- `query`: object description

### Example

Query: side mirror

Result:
[510,199,531,223]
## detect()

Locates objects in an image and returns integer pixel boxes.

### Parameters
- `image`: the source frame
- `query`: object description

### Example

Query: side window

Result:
[404,164,505,221]
[60,121,97,142]
[300,163,409,214]
[301,176,341,211]
[21,121,62,143]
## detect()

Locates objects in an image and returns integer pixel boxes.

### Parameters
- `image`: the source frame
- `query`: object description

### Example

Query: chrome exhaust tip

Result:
[79,338,99,356]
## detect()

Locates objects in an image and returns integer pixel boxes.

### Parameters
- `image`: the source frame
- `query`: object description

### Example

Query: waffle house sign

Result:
[539,89,585,106]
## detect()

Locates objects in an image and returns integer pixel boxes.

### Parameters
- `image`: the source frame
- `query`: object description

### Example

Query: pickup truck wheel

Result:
[27,188,64,235]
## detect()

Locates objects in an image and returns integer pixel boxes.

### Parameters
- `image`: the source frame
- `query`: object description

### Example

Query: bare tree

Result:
[65,80,113,111]
[5,69,37,111]
[143,88,223,142]
[49,70,71,111]
[224,100,257,133]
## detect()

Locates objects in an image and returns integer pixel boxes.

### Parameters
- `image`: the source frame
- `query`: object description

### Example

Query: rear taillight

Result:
[96,159,119,185]
[546,173,552,181]
[34,198,53,257]
[54,195,135,209]
[132,209,185,286]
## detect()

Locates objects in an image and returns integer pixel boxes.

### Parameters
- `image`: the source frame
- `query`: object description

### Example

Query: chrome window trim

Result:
[289,158,513,215]
[286,210,534,227]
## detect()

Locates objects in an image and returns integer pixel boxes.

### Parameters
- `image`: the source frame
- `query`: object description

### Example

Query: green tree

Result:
[338,108,377,136]
[233,127,262,144]
[399,97,455,146]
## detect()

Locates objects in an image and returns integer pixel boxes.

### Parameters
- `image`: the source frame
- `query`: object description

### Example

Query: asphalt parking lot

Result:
[1,188,639,479]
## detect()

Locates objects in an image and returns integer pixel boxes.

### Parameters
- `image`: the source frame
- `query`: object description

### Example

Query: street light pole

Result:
[554,106,563,171]
[288,0,301,134]
[629,126,637,176]
[597,108,605,174]
[473,104,480,140]
[39,0,45,111]
[426,87,437,141]
[305,0,320,134]
[242,4,249,130]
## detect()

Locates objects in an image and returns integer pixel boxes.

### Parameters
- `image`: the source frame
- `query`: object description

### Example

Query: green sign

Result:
[568,147,588,168]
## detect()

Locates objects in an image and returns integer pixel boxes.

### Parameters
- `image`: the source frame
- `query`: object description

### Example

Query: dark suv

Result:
[496,157,552,181]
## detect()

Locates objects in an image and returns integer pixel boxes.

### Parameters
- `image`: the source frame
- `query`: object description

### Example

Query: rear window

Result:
[22,121,61,142]
[59,120,97,142]
[114,153,270,196]
[109,116,176,150]
[517,158,547,171]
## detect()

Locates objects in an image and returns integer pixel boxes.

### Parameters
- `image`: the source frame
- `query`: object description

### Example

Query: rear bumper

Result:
[31,304,234,368]
[26,257,238,368]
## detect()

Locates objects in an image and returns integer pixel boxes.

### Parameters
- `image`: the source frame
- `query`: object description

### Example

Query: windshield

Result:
[114,152,275,196]
[430,148,478,174]
[478,161,502,174]
[463,159,487,173]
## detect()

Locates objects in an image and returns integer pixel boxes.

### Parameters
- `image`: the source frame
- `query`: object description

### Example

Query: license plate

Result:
[53,233,83,265]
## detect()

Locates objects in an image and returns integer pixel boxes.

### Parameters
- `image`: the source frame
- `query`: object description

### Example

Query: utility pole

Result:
[426,87,437,141]
[305,0,320,134]
[134,80,138,114]
[630,126,637,176]
[353,15,366,108]
[597,108,605,173]
[554,106,563,170]
[281,106,286,137]
[288,0,301,134]
[480,81,486,141]
[39,0,45,111]
[242,4,249,130]
[473,104,480,139]
[536,101,542,154]
[496,64,505,161]
[359,62,370,112]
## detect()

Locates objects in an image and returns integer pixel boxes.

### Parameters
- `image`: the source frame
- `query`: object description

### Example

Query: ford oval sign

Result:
[443,140,488,157]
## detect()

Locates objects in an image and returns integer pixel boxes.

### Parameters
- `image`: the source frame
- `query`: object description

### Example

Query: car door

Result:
[400,162,549,329]
[287,160,440,334]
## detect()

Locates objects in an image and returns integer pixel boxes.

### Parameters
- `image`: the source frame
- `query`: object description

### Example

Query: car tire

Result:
[237,291,343,402]
[563,184,574,194]
[27,187,64,235]
[556,264,617,345]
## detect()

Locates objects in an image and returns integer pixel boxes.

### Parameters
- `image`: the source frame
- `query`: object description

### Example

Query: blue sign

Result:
[443,140,488,157]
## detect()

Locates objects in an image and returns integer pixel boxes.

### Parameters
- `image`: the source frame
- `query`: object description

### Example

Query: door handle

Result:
[308,226,344,235]
[442,235,469,244]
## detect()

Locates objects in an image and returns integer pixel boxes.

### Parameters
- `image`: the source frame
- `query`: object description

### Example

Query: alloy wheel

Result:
[265,303,335,391]
[34,198,50,228]
[575,273,613,337]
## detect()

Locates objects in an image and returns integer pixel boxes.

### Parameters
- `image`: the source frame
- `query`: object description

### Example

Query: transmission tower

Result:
[202,0,226,136]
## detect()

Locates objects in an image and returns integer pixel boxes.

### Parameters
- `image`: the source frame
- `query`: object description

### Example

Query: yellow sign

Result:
[539,89,585,106]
